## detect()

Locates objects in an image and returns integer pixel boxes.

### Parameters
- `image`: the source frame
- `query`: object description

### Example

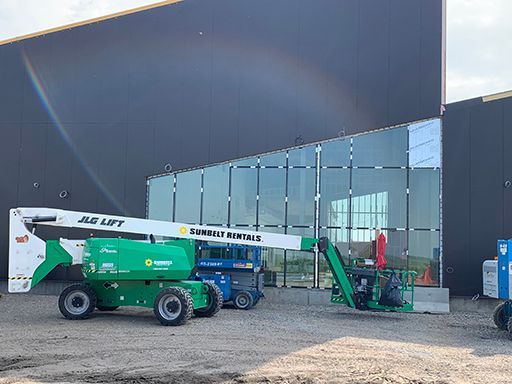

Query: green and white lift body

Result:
[9,208,225,325]
[9,207,416,324]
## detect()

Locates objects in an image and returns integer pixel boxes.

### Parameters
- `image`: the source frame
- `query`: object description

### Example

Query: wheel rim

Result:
[236,294,248,307]
[158,294,182,320]
[64,290,90,315]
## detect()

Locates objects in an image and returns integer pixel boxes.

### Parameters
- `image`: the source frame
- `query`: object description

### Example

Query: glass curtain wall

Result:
[147,119,441,288]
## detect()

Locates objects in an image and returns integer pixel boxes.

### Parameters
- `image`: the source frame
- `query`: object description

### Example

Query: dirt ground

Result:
[0,294,511,384]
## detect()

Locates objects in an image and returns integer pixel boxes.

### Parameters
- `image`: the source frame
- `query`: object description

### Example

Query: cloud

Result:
[0,0,158,40]
[447,0,512,102]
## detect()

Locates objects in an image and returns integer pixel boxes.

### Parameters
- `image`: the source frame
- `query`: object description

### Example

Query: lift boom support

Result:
[9,207,414,311]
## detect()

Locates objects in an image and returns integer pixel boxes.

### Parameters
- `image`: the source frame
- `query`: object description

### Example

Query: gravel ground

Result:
[0,294,511,384]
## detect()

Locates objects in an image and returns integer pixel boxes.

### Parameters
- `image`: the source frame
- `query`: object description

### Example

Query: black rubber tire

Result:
[493,301,510,330]
[153,287,193,326]
[194,281,223,318]
[96,305,119,311]
[508,317,512,339]
[58,284,97,320]
[233,290,254,310]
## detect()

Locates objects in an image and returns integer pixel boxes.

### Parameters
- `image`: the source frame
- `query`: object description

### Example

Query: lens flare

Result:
[21,49,125,214]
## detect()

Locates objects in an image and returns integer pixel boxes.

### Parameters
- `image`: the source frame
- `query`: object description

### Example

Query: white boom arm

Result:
[9,207,303,293]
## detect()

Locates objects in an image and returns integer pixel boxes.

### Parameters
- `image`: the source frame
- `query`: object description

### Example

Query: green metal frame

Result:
[87,279,209,309]
[31,241,73,289]
[301,237,416,312]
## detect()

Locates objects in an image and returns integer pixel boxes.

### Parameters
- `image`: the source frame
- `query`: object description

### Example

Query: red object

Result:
[418,265,434,285]
[376,233,387,270]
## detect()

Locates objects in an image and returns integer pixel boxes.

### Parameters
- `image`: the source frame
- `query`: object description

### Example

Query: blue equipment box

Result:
[497,240,512,299]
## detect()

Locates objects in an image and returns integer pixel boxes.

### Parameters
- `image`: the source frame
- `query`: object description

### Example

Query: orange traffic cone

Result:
[418,265,433,285]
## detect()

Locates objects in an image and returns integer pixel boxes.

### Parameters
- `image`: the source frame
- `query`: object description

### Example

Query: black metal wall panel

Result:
[48,33,79,123]
[0,0,444,279]
[0,48,24,123]
[260,3,300,151]
[356,0,390,131]
[153,6,187,171]
[125,122,155,218]
[504,98,512,236]
[236,0,273,157]
[95,123,127,216]
[67,123,102,245]
[17,123,48,207]
[469,103,504,294]
[442,106,471,295]
[0,123,21,278]
[179,1,213,168]
[443,97,511,296]
[420,0,444,115]
[389,0,421,124]
[321,0,359,139]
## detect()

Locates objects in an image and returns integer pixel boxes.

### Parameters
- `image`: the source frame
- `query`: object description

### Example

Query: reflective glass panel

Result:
[287,227,314,237]
[286,228,315,287]
[319,228,349,288]
[409,169,440,229]
[232,157,257,167]
[258,227,285,286]
[174,170,201,223]
[385,230,407,270]
[202,165,229,224]
[288,145,316,167]
[351,169,407,229]
[258,168,286,225]
[230,168,257,225]
[320,139,350,167]
[147,175,173,221]
[352,127,407,167]
[350,229,376,259]
[287,168,316,226]
[350,229,407,270]
[408,119,441,168]
[408,231,440,286]
[319,169,350,227]
[259,151,286,167]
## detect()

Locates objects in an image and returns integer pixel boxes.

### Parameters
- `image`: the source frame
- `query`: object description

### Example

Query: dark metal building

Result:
[443,92,512,296]
[0,0,444,280]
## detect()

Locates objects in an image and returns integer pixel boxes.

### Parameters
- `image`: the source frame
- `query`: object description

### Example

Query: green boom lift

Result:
[8,208,416,325]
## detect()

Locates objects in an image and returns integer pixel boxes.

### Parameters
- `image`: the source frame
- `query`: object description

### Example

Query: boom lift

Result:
[9,207,416,325]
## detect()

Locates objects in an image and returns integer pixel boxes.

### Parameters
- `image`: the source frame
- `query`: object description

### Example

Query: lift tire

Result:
[194,281,223,318]
[96,305,119,311]
[153,287,193,326]
[59,284,97,320]
[493,301,510,330]
[233,290,254,310]
[508,317,512,339]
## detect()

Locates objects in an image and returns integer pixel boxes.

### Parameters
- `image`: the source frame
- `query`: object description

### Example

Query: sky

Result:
[0,0,511,103]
